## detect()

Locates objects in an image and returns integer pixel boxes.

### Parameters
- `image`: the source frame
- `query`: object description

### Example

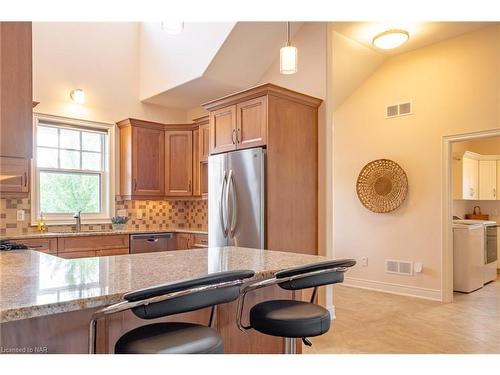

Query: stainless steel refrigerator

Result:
[208,147,265,248]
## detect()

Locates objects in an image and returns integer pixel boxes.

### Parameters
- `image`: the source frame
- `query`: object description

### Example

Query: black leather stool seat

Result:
[115,322,224,354]
[250,300,331,338]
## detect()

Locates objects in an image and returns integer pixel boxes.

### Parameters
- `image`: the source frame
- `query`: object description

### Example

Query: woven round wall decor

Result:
[356,159,408,213]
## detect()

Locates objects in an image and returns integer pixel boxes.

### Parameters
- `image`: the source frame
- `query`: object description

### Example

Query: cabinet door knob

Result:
[232,129,236,145]
[133,178,137,191]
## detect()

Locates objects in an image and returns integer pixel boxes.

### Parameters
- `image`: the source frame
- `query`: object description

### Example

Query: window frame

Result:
[31,114,115,225]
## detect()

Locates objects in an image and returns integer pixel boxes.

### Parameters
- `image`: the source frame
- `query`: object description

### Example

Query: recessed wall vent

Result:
[386,101,412,118]
[385,259,413,276]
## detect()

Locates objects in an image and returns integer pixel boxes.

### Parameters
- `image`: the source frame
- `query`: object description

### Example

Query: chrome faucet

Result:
[73,211,82,232]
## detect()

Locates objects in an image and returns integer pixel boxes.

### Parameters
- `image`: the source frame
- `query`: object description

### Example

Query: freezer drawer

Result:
[130,233,174,254]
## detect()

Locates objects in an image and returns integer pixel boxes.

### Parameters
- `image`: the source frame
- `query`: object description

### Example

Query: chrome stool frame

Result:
[89,278,245,354]
[236,261,355,354]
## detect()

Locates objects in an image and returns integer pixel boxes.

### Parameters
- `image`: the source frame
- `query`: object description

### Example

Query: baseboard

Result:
[343,276,442,301]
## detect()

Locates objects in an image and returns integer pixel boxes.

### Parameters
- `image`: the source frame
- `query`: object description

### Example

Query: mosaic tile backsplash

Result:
[0,197,207,237]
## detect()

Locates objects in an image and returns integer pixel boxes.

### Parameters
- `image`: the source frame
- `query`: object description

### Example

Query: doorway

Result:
[442,128,500,302]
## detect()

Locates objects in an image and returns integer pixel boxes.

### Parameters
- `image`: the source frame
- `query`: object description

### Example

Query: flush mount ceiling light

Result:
[372,29,409,50]
[70,89,85,104]
[161,21,184,35]
[280,22,297,75]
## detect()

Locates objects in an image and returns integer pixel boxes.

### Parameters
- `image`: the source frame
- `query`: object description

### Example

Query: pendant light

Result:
[280,22,298,75]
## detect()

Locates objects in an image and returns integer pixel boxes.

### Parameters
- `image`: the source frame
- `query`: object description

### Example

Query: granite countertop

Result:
[0,247,327,323]
[2,228,208,240]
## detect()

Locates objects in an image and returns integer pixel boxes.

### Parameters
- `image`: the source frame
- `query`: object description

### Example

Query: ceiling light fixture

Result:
[280,22,297,75]
[70,89,85,104]
[161,21,184,35]
[372,29,409,50]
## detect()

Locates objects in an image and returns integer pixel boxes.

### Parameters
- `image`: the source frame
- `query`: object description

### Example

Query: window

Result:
[32,115,115,225]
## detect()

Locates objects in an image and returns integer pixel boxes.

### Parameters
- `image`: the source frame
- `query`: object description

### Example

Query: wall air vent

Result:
[386,101,412,118]
[386,105,399,117]
[385,259,413,276]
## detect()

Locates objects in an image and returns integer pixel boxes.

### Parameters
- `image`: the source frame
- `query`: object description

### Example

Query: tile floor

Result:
[305,278,500,354]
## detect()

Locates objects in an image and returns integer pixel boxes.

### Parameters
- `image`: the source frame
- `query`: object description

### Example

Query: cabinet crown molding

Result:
[202,83,323,111]
[116,118,198,131]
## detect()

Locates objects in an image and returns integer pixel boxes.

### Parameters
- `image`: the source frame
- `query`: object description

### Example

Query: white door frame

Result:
[441,128,500,302]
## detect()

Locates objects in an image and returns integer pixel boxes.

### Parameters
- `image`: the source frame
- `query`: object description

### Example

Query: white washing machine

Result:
[454,219,498,284]
[453,223,484,293]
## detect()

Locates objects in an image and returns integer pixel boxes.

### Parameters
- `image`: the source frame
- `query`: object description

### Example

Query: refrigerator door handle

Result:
[225,170,232,238]
[219,171,228,238]
[228,170,237,238]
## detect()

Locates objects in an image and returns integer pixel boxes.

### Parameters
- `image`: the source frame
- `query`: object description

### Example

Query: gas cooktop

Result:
[0,240,29,251]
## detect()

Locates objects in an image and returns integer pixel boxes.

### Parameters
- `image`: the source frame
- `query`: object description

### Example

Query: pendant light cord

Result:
[286,22,291,47]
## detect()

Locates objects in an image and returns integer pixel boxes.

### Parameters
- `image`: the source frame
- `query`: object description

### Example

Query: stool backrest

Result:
[124,270,255,319]
[275,259,356,290]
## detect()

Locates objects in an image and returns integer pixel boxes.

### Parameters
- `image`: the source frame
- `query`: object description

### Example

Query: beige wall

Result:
[453,137,500,155]
[333,25,500,296]
[33,22,187,124]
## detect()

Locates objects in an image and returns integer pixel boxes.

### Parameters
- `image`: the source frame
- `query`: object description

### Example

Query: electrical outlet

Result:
[136,209,143,219]
[414,262,423,273]
[361,257,368,267]
[16,210,25,222]
[117,209,127,217]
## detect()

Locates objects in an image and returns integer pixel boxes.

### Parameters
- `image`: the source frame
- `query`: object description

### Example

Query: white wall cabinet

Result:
[453,152,500,201]
[478,160,497,200]
[462,156,479,199]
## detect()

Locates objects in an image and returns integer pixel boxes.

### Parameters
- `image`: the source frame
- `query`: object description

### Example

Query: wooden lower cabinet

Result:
[18,238,57,254]
[175,233,192,250]
[192,233,208,248]
[57,235,129,259]
[175,233,208,250]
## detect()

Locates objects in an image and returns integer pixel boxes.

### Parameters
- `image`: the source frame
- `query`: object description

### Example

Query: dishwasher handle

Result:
[130,233,174,241]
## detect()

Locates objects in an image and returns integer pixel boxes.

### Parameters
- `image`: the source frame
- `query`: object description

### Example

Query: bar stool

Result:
[89,269,255,354]
[236,259,356,354]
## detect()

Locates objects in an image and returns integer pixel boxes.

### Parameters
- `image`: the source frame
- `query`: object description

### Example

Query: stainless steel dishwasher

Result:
[130,233,174,254]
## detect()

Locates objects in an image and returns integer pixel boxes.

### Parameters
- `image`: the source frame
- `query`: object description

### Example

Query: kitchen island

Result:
[0,247,327,354]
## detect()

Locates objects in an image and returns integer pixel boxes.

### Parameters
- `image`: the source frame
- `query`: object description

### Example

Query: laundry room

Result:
[452,135,499,293]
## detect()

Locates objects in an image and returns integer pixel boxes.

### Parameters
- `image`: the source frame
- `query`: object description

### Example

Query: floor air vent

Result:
[385,259,413,276]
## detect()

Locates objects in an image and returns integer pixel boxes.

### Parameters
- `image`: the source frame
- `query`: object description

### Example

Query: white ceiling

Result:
[143,22,303,109]
[331,22,493,56]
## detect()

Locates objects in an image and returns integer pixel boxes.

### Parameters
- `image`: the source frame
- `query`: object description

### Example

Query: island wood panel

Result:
[165,130,193,196]
[0,22,33,159]
[0,285,304,354]
[216,285,299,354]
[18,237,57,254]
[266,95,318,255]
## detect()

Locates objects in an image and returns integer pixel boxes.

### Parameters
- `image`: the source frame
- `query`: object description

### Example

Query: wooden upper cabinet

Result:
[236,96,267,150]
[132,126,165,196]
[165,130,193,196]
[199,123,210,162]
[193,128,201,196]
[0,22,33,159]
[118,119,165,199]
[209,106,237,155]
[0,156,29,193]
